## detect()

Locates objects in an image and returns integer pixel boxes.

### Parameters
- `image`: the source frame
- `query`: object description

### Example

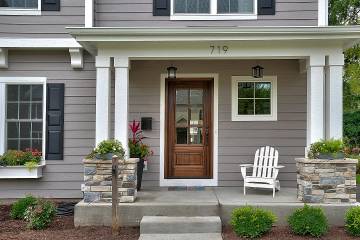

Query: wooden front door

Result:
[165,78,213,179]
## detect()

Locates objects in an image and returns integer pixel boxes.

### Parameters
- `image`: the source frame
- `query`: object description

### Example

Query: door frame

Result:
[160,73,219,187]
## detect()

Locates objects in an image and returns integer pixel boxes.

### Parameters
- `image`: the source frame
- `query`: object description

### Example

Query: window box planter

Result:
[0,164,44,179]
[296,158,357,203]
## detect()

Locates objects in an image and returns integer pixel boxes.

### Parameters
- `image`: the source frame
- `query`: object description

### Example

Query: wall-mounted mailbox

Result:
[141,117,152,130]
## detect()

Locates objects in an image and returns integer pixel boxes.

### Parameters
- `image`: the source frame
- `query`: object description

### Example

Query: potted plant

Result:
[129,120,153,191]
[0,148,44,179]
[307,139,345,160]
[88,139,125,160]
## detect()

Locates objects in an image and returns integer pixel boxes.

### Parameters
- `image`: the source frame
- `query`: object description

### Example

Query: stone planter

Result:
[296,158,357,203]
[0,165,44,179]
[83,158,139,203]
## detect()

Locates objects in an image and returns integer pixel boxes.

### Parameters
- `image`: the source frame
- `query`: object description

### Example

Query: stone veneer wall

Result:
[83,158,139,203]
[296,158,357,203]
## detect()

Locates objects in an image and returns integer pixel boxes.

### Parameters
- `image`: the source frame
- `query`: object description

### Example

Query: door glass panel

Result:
[190,89,203,104]
[190,127,202,144]
[190,106,203,126]
[176,106,188,128]
[176,89,189,104]
[176,128,188,144]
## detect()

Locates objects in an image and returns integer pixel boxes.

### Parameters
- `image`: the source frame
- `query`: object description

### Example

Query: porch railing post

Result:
[112,155,119,235]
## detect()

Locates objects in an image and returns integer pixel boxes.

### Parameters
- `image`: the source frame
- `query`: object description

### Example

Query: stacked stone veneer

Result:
[296,158,357,203]
[83,158,139,203]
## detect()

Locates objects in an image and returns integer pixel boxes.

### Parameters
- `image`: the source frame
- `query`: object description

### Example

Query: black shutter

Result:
[42,0,60,11]
[258,0,275,15]
[153,0,170,16]
[46,84,64,160]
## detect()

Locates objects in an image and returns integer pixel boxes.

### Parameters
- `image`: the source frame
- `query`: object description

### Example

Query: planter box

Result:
[296,158,357,203]
[0,165,44,179]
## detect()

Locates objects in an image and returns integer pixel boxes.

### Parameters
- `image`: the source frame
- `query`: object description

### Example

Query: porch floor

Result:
[74,187,356,227]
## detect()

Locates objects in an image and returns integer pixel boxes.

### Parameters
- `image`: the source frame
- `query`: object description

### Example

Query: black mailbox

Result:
[141,117,152,130]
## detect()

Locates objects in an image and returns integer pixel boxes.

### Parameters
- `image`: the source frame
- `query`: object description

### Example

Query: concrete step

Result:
[140,216,222,234]
[139,233,223,240]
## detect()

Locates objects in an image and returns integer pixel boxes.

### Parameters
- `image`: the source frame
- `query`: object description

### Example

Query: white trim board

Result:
[0,38,82,48]
[160,73,219,187]
[0,0,41,15]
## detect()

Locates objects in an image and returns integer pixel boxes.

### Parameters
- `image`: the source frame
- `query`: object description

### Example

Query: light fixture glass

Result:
[167,66,177,79]
[252,65,264,78]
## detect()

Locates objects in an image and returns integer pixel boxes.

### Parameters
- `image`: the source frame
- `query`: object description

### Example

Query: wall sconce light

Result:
[252,65,264,78]
[167,66,177,79]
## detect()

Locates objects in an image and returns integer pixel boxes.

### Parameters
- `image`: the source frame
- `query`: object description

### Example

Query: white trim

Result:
[85,0,94,28]
[0,165,44,179]
[318,0,328,26]
[0,77,47,165]
[0,48,8,68]
[170,0,257,20]
[0,38,82,48]
[0,0,41,15]
[160,73,219,187]
[231,76,277,121]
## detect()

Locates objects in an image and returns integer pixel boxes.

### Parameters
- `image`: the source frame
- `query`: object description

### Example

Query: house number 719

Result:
[210,45,229,55]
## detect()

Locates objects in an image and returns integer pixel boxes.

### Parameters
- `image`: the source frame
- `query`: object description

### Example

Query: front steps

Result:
[139,216,223,240]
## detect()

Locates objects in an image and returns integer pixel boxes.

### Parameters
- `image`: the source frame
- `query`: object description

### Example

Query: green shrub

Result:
[345,206,360,236]
[88,139,125,159]
[230,206,277,239]
[307,139,344,159]
[24,199,56,230]
[344,111,360,148]
[10,195,37,220]
[288,205,329,237]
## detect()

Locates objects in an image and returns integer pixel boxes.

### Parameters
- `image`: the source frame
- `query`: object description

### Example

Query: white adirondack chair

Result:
[240,146,284,198]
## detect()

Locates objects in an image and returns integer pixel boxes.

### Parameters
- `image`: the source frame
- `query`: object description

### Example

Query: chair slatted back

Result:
[252,146,279,178]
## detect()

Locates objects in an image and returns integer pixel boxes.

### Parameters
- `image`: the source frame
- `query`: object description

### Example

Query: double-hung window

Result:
[0,78,46,158]
[231,76,277,121]
[171,0,257,20]
[0,0,41,15]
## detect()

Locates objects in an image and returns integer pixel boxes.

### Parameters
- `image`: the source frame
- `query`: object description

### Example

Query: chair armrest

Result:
[274,165,285,169]
[239,164,253,168]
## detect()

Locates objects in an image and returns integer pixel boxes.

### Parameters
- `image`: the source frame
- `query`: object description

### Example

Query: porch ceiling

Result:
[68,26,360,54]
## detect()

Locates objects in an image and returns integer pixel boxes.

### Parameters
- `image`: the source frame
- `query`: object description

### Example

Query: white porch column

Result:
[307,55,326,146]
[114,57,130,155]
[326,54,344,139]
[95,56,111,144]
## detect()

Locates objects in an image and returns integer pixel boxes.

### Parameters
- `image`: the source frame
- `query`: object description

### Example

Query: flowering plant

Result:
[0,149,42,167]
[92,139,125,158]
[129,120,153,160]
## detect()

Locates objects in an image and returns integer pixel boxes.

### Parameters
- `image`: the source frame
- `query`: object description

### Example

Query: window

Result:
[171,0,257,20]
[0,0,41,15]
[0,78,46,156]
[231,76,277,121]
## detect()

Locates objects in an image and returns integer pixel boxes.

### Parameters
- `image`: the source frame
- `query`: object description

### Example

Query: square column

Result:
[95,56,111,144]
[326,54,344,140]
[307,55,325,146]
[114,57,130,155]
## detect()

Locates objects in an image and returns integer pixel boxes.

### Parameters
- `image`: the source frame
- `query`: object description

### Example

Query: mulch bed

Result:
[0,205,140,240]
[222,225,359,240]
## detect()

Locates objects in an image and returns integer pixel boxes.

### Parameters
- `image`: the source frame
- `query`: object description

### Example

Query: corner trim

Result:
[0,48,8,68]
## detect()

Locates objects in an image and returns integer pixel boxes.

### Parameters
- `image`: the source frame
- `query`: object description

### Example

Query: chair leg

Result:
[273,185,275,198]
[244,184,246,195]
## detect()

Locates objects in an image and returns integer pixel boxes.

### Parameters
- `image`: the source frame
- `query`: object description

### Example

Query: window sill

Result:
[232,115,277,121]
[170,14,257,21]
[0,164,44,179]
[0,9,41,16]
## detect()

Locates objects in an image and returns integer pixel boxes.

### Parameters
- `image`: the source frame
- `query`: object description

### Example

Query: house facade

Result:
[0,0,359,199]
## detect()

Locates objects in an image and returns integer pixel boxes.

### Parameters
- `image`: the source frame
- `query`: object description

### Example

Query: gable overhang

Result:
[67,26,360,55]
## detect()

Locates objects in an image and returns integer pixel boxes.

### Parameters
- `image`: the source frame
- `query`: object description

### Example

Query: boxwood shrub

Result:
[288,204,328,237]
[345,206,360,236]
[10,195,37,220]
[24,199,56,230]
[230,206,277,239]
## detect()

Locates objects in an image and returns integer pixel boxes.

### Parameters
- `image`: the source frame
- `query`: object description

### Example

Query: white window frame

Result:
[170,0,257,20]
[0,0,41,15]
[231,76,277,121]
[0,77,47,164]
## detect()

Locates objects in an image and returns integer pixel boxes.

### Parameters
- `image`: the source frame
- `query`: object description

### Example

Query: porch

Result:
[74,187,355,227]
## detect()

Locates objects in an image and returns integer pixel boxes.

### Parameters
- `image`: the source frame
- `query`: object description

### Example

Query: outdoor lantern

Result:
[167,66,177,79]
[252,65,264,78]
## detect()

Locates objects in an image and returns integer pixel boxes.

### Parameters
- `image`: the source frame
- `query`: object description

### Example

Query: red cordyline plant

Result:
[128,120,153,160]
[129,120,144,144]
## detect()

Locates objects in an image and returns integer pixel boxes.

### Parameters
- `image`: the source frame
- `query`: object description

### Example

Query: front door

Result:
[165,78,213,179]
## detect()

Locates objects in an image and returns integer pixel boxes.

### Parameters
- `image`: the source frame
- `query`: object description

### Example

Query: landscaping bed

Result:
[0,205,139,240]
[223,225,359,240]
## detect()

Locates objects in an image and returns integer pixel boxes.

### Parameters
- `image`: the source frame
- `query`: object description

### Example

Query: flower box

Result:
[0,165,44,179]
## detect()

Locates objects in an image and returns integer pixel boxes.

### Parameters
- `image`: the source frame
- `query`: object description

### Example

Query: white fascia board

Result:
[0,38,82,48]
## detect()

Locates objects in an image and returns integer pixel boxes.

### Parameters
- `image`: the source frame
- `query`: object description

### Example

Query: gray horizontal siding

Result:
[130,59,306,188]
[0,0,84,38]
[95,0,318,27]
[0,50,96,199]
